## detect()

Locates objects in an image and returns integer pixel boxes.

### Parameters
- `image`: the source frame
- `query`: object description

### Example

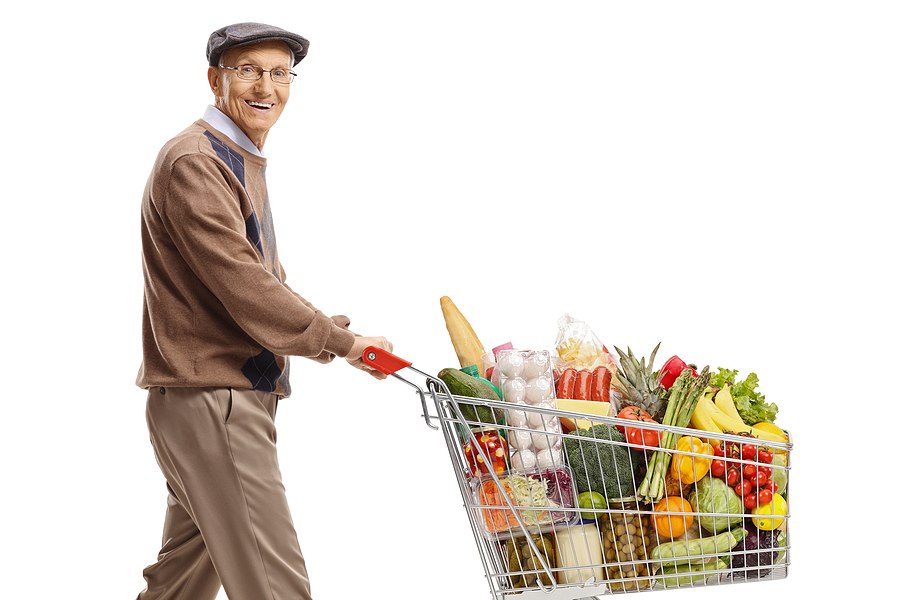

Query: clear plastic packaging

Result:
[495,349,563,472]
[474,466,578,540]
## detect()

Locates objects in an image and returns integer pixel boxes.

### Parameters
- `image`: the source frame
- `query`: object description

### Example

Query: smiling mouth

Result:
[245,100,275,110]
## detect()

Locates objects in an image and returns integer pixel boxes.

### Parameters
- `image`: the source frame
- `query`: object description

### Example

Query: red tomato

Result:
[713,443,726,458]
[743,464,757,478]
[710,459,726,478]
[759,465,773,479]
[741,444,758,460]
[743,493,758,509]
[757,449,774,464]
[735,479,753,497]
[626,424,660,449]
[751,471,768,488]
[757,488,773,506]
[725,467,740,486]
[617,407,653,433]
[617,407,660,448]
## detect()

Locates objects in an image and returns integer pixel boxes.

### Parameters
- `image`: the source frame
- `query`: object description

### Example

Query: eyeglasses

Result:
[219,64,296,85]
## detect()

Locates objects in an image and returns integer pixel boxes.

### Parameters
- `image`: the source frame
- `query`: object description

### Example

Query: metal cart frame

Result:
[363,347,791,599]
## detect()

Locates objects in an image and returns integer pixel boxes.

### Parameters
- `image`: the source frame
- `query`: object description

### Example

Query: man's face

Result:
[208,41,294,149]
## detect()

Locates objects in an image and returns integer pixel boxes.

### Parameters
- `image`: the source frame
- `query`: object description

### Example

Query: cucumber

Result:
[651,528,747,568]
[657,559,727,587]
[438,368,504,425]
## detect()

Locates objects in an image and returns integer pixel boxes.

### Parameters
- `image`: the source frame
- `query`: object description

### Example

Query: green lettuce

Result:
[709,368,779,424]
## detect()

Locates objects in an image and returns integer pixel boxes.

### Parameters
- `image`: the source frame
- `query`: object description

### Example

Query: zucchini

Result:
[657,559,727,587]
[438,368,504,425]
[651,528,747,568]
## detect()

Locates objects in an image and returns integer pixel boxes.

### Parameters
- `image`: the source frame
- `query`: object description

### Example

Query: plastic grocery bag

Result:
[554,314,615,371]
[553,314,623,412]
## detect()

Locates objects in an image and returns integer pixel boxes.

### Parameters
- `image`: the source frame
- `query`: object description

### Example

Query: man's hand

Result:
[345,336,394,380]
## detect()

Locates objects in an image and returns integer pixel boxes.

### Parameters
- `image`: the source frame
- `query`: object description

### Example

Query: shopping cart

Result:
[363,347,792,599]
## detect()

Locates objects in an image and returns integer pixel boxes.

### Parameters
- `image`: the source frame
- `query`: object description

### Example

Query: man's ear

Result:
[208,66,222,95]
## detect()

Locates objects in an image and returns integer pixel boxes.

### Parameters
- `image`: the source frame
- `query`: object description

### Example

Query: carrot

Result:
[480,479,517,533]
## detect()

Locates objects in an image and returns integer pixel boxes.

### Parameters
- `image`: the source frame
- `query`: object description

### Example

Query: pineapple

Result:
[612,343,667,422]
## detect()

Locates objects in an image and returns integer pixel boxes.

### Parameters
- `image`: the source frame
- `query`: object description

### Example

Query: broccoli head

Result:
[563,423,639,501]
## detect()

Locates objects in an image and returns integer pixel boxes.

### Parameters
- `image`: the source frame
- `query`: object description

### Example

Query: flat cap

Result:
[207,22,309,67]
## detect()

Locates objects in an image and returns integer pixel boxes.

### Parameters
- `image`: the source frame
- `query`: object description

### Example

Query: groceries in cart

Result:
[428,297,791,597]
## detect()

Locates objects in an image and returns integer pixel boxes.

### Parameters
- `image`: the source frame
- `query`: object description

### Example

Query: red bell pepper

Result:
[659,355,698,390]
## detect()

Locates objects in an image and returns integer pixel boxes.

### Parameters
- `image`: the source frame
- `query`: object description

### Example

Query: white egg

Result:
[522,352,551,379]
[498,352,524,378]
[544,417,562,434]
[524,376,553,404]
[506,402,528,428]
[536,447,561,469]
[532,432,560,451]
[507,428,534,451]
[510,449,537,472]
[526,408,548,429]
[502,377,527,403]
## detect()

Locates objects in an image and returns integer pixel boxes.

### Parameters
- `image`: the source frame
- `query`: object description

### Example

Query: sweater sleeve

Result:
[155,153,356,359]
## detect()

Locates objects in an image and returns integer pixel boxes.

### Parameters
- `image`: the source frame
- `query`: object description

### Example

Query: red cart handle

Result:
[362,346,412,375]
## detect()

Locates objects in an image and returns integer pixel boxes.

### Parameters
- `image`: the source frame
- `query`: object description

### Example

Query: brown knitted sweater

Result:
[136,120,356,396]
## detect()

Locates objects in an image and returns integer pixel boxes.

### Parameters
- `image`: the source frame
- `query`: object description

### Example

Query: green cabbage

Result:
[689,475,744,534]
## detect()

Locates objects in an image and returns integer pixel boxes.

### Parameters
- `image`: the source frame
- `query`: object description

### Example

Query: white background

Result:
[2,1,896,599]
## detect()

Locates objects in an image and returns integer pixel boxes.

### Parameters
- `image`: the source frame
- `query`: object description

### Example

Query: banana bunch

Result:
[690,385,784,445]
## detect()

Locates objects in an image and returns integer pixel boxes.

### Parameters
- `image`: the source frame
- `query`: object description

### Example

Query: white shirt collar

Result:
[202,105,265,158]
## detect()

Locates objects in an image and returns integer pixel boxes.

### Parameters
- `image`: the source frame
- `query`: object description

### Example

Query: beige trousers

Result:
[138,387,312,600]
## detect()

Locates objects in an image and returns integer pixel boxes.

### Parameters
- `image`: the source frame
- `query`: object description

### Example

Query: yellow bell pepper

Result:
[670,436,713,485]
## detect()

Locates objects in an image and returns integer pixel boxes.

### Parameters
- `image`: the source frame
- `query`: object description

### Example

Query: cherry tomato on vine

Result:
[751,471,768,488]
[726,467,740,486]
[743,493,758,509]
[710,459,726,478]
[757,449,774,464]
[741,444,758,460]
[735,479,753,497]
[759,465,773,479]
[743,464,757,478]
[763,479,778,495]
[757,488,773,506]
[713,443,726,458]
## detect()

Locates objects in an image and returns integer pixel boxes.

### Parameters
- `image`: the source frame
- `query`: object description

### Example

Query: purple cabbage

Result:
[730,525,786,579]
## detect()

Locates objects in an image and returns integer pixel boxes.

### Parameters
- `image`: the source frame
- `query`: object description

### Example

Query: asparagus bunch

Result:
[636,365,711,504]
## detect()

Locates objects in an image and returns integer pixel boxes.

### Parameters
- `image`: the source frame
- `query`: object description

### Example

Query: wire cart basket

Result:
[363,347,792,600]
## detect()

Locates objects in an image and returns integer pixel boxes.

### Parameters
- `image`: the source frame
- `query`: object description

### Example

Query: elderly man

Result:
[135,23,392,600]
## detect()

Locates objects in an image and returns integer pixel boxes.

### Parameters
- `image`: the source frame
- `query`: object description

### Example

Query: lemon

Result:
[751,492,787,530]
[753,422,789,455]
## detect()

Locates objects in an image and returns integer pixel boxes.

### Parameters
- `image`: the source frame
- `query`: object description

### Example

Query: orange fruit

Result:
[652,496,694,539]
